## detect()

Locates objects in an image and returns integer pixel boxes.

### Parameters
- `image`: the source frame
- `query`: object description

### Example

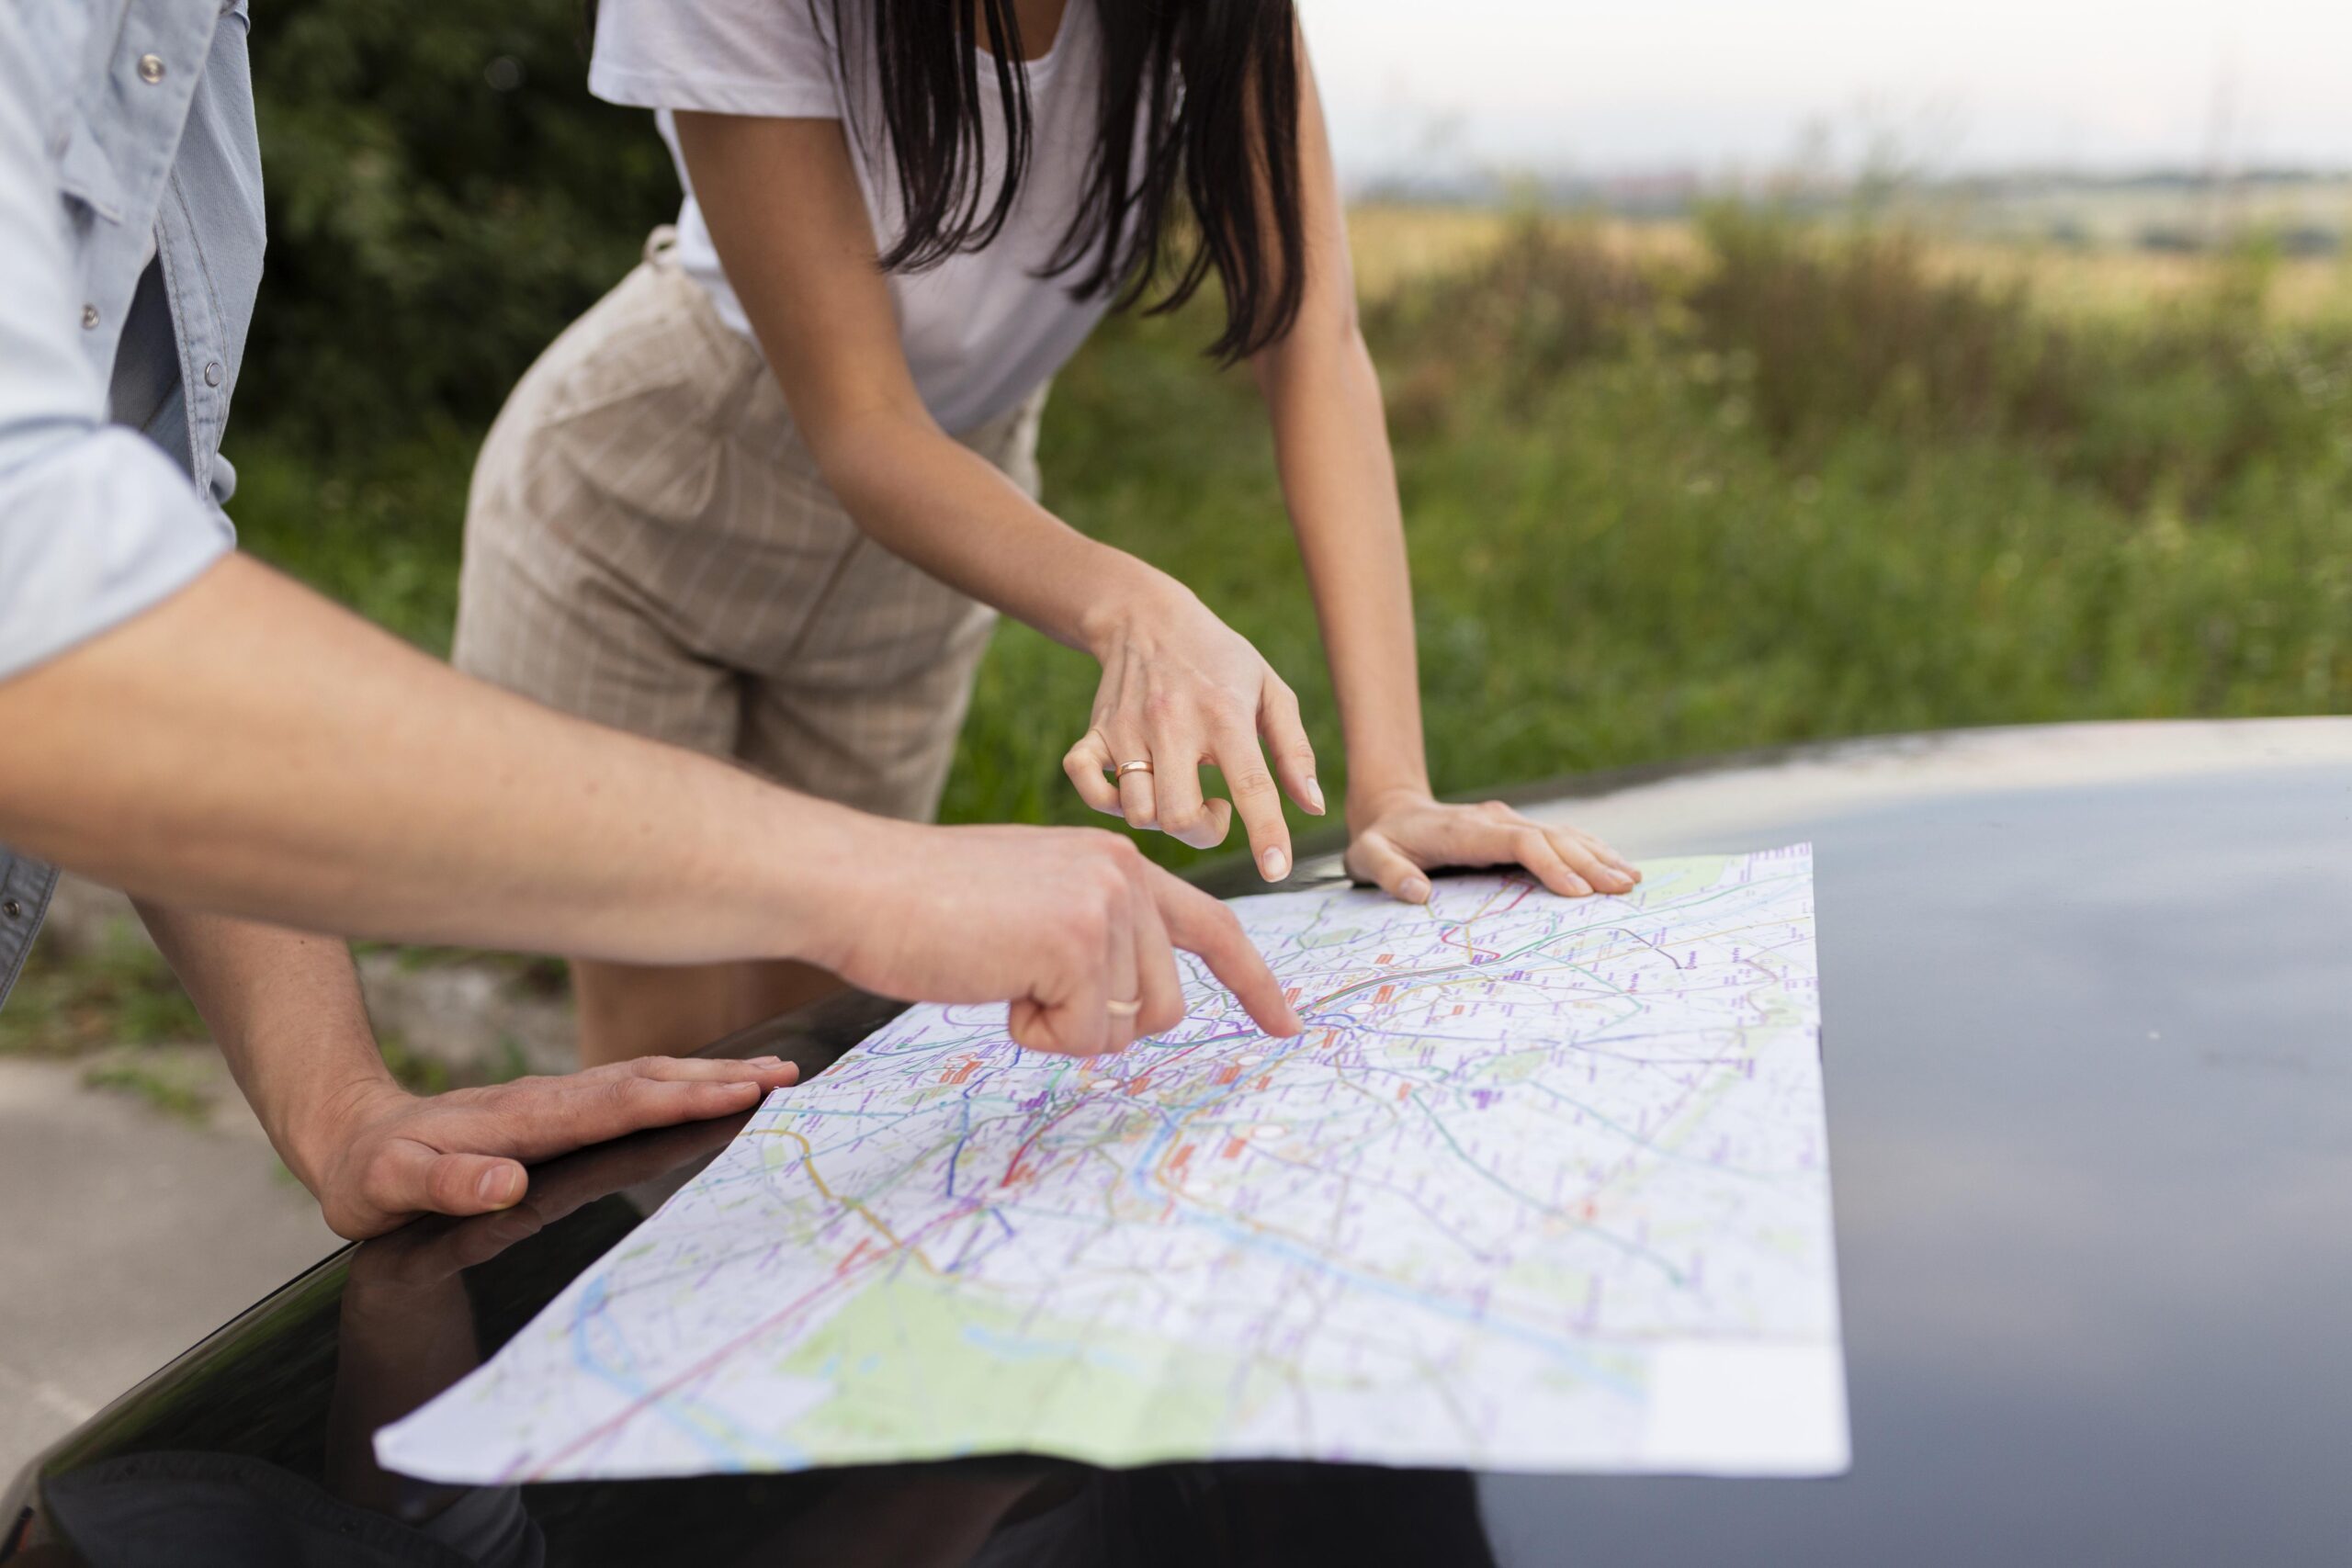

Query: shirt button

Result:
[137,54,166,85]
[203,361,223,388]
[2,899,21,920]
[81,304,99,330]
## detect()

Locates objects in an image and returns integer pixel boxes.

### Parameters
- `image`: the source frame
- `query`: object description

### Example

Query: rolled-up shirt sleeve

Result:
[0,3,232,682]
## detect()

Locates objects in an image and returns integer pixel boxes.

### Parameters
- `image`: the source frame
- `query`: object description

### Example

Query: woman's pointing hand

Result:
[1062,577,1322,884]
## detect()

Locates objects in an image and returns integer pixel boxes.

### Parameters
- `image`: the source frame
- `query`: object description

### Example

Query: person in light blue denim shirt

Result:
[0,0,1299,1241]
[0,0,259,975]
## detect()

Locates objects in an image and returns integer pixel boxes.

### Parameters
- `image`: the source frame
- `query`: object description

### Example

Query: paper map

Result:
[378,846,1845,1482]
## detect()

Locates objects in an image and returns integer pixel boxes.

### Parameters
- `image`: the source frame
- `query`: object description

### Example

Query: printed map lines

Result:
[378,850,1844,1483]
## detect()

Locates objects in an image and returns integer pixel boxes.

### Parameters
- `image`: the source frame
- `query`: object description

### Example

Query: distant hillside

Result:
[1356,170,2352,257]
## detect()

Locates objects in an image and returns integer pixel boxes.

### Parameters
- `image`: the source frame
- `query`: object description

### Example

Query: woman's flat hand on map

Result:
[823,822,1305,1058]
[1346,791,1641,903]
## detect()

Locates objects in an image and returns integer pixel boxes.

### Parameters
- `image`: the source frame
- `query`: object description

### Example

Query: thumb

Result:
[1006,997,1057,1055]
[370,1141,529,1220]
[428,1152,529,1216]
[1347,829,1432,904]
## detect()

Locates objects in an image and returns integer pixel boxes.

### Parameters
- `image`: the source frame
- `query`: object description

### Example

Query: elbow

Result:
[1250,297,1369,395]
[796,400,896,498]
[797,398,941,519]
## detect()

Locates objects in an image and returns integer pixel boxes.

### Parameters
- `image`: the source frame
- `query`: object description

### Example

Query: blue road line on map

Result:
[1175,1204,1642,1401]
[1096,1070,1646,1400]
[568,1276,808,1472]
[942,1090,978,1200]
[754,867,1783,1413]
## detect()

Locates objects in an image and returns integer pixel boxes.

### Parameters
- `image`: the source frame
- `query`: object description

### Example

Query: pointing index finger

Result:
[1148,868,1302,1037]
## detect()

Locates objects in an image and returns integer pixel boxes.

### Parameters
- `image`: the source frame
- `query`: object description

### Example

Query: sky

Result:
[1298,0,2352,184]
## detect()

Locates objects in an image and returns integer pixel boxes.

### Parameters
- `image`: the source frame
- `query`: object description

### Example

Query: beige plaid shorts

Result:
[455,231,1045,822]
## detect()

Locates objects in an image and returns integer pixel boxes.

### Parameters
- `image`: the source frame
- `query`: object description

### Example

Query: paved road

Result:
[0,1057,337,1482]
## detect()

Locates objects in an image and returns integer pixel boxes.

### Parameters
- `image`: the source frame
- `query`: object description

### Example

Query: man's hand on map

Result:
[1345,791,1642,902]
[328,1114,752,1514]
[827,823,1305,1057]
[341,1112,750,1291]
[294,1055,803,1240]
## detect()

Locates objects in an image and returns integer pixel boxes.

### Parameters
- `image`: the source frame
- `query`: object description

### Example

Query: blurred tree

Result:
[240,0,676,450]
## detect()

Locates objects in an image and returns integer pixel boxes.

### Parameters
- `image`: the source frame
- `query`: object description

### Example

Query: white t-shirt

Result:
[590,0,1121,433]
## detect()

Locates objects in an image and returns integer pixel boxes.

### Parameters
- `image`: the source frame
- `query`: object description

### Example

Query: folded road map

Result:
[379,846,1845,1482]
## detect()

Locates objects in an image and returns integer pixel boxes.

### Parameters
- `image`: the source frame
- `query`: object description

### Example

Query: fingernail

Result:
[1306,777,1327,814]
[750,1055,786,1069]
[1399,874,1431,903]
[1261,846,1290,881]
[477,1168,516,1205]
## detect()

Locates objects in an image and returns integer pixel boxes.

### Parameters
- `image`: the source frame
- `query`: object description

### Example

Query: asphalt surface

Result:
[0,1057,337,1481]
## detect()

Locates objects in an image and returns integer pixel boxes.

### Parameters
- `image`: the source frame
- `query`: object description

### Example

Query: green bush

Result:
[241,0,673,453]
[1675,208,2352,514]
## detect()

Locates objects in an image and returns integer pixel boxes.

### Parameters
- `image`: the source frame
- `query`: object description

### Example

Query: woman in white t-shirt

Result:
[455,0,1640,1065]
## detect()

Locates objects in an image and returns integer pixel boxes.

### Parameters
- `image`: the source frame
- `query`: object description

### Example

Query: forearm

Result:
[1257,327,1431,818]
[131,901,391,1191]
[810,404,1182,657]
[673,112,1179,659]
[0,553,888,970]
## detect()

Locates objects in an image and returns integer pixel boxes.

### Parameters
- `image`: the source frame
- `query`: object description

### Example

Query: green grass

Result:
[373,1029,535,1095]
[222,209,2351,877]
[227,423,477,652]
[0,917,206,1057]
[375,1031,454,1096]
[81,1057,214,1123]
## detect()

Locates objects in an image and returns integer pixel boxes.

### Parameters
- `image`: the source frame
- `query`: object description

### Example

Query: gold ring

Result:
[1105,997,1143,1019]
[1114,760,1153,778]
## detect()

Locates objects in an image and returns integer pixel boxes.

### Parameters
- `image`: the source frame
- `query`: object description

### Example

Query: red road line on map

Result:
[532,874,1728,1475]
[1433,879,1532,966]
[520,1160,1000,1479]
[524,1264,858,1478]
[1000,1092,1094,1189]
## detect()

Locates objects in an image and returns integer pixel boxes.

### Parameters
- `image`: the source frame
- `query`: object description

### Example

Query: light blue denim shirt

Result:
[0,0,266,1003]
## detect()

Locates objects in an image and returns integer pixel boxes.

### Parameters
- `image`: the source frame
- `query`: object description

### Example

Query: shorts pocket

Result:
[535,266,761,529]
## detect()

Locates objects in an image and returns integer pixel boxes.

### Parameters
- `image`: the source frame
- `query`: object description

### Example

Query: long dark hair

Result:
[844,0,1304,362]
